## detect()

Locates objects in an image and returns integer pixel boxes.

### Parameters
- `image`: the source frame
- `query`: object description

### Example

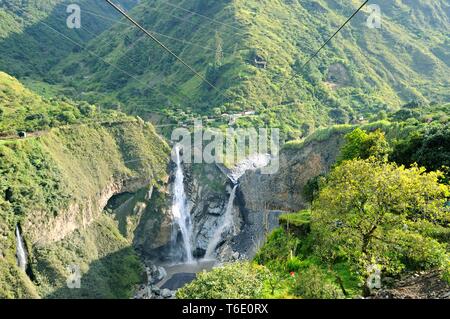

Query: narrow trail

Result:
[0,119,139,141]
[0,130,46,141]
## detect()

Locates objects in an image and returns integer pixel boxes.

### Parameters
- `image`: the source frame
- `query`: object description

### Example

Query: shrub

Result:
[279,210,311,238]
[286,256,302,272]
[254,228,299,269]
[57,111,77,124]
[292,265,344,299]
[176,263,264,299]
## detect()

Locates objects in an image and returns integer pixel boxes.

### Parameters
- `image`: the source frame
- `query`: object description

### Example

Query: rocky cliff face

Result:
[185,164,232,257]
[138,161,242,261]
[25,177,152,246]
[139,131,346,264]
[240,133,345,213]
[0,121,170,298]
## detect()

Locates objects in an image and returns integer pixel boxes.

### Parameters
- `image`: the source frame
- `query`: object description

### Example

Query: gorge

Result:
[1,0,448,300]
[3,114,345,298]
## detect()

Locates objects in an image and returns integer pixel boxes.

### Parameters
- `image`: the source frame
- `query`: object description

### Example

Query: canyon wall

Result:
[0,121,170,298]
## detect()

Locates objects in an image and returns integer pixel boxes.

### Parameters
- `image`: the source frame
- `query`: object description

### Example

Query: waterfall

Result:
[205,185,238,258]
[171,145,194,262]
[15,225,27,272]
[228,154,270,183]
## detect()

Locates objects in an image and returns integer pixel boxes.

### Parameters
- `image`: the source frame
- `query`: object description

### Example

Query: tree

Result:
[392,109,421,122]
[205,63,220,87]
[302,175,325,205]
[391,126,450,182]
[375,110,388,121]
[328,108,348,124]
[176,262,264,299]
[78,102,96,117]
[300,121,314,137]
[311,159,449,293]
[414,126,450,174]
[339,128,391,162]
[57,111,77,124]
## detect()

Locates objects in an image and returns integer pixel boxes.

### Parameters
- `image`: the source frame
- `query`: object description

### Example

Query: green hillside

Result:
[41,0,450,138]
[0,72,170,298]
[0,0,138,78]
[0,0,448,299]
[0,71,133,135]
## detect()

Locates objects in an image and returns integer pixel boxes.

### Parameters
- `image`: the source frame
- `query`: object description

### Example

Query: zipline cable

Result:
[80,8,219,53]
[279,0,369,91]
[159,0,243,33]
[104,0,219,92]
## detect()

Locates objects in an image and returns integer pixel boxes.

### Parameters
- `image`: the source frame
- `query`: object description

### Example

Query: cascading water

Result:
[205,185,238,258]
[171,145,194,263]
[15,225,27,272]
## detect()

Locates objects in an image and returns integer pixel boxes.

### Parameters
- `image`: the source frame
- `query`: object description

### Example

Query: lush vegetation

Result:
[33,215,144,299]
[0,73,169,298]
[176,263,265,299]
[1,0,449,300]
[0,0,139,78]
[312,160,449,290]
[179,122,450,299]
[0,71,133,135]
[1,0,449,139]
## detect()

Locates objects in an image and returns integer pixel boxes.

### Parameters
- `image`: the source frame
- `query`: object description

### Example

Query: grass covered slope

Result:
[0,73,170,298]
[46,0,450,136]
[0,0,139,78]
[0,71,133,135]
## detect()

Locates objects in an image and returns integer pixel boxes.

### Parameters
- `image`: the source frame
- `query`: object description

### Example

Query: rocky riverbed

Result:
[134,260,217,299]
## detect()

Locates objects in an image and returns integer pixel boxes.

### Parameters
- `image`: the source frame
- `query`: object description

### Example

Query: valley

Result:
[0,0,449,300]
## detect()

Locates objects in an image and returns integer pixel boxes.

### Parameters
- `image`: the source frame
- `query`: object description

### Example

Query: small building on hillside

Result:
[18,131,27,139]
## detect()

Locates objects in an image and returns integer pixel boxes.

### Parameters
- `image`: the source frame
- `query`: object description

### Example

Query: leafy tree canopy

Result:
[339,128,391,162]
[312,159,449,286]
[176,262,265,299]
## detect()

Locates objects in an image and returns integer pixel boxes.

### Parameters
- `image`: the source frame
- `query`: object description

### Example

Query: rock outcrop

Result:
[374,270,450,299]
[25,177,152,246]
[239,133,345,213]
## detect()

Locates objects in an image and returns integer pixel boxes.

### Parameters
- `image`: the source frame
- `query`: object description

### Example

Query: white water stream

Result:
[205,185,238,258]
[171,145,194,262]
[15,225,27,272]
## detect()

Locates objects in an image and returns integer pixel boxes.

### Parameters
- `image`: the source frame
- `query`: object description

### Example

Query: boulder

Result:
[152,286,161,296]
[161,288,173,298]
[156,266,167,282]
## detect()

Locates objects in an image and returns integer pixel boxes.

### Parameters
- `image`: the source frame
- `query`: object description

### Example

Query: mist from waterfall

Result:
[171,145,194,263]
[15,225,27,272]
[205,185,238,258]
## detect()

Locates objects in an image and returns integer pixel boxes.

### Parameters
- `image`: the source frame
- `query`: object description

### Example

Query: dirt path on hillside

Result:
[0,130,46,141]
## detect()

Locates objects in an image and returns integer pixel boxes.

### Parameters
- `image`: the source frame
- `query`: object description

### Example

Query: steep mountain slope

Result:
[42,0,450,137]
[0,0,139,78]
[0,72,170,298]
